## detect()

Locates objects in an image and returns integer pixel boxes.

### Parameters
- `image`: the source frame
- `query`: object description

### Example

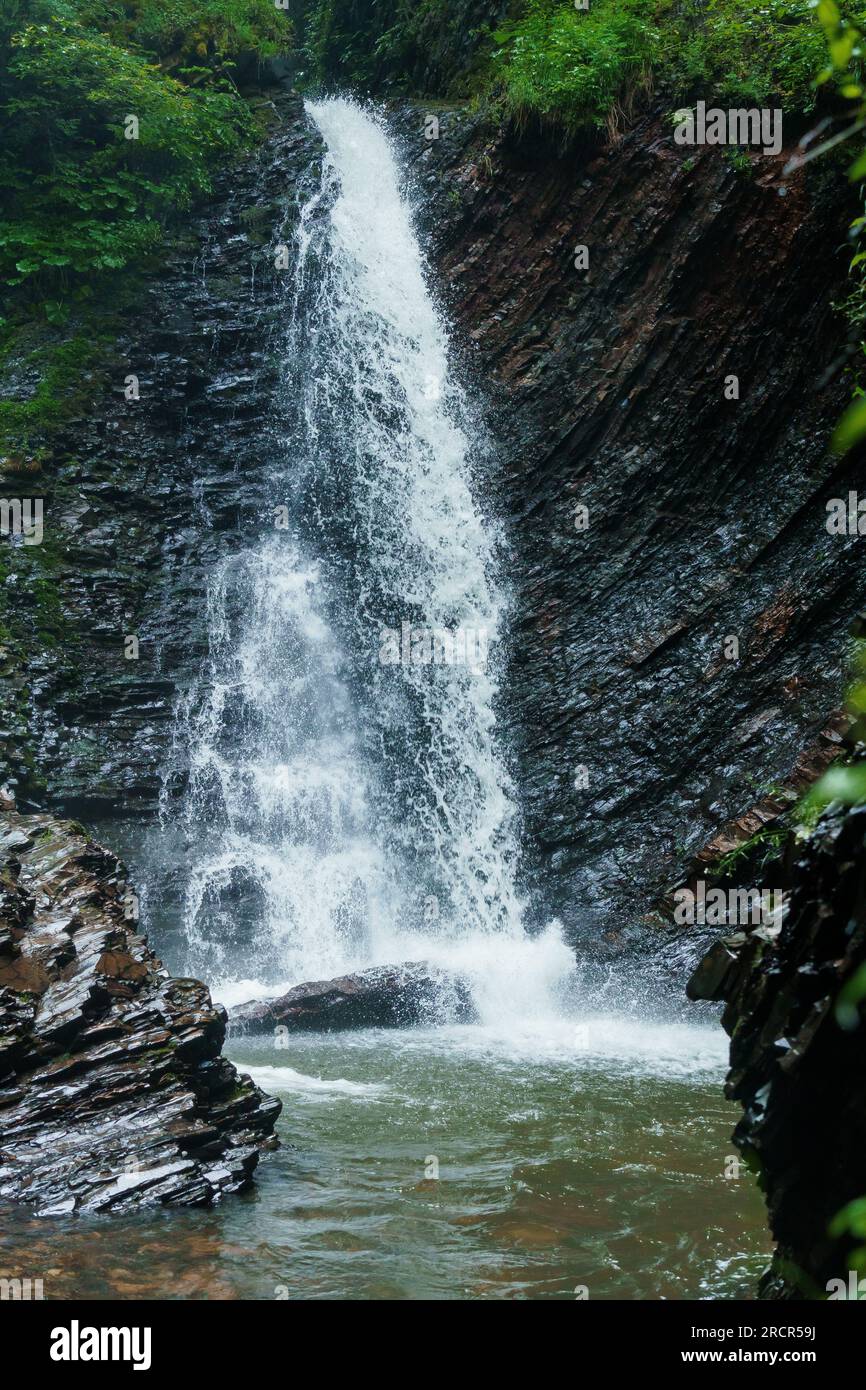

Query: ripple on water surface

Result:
[0,1020,770,1300]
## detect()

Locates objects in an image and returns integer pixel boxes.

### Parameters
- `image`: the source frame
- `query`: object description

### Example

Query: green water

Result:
[0,1017,771,1300]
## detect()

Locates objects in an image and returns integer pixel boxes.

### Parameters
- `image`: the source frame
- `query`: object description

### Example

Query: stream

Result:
[0,1019,769,1300]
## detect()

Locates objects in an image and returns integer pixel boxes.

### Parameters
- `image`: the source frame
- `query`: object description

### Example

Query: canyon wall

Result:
[4,94,863,949]
[0,91,322,821]
[410,104,866,942]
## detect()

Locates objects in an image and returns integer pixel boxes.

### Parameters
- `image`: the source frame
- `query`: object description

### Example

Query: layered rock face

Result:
[689,803,866,1297]
[4,91,863,939]
[407,107,866,938]
[0,809,280,1214]
[0,89,322,819]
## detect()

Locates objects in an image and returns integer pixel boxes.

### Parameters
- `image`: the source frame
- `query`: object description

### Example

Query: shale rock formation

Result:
[689,802,866,1297]
[407,105,866,938]
[0,89,323,820]
[3,90,865,945]
[0,808,280,1214]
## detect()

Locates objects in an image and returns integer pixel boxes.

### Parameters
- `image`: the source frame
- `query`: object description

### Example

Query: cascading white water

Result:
[172,98,573,1019]
[174,540,400,987]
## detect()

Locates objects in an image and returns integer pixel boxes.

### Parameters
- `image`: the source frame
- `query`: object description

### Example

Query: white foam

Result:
[238,1063,387,1099]
[302,96,524,941]
[213,978,290,1011]
[168,97,540,1003]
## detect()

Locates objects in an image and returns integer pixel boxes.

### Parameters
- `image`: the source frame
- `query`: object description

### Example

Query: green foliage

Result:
[800,760,866,812]
[490,0,660,131]
[488,0,866,133]
[830,1196,866,1279]
[830,1195,866,1244]
[0,329,110,455]
[724,145,754,175]
[279,0,866,135]
[796,642,866,822]
[302,0,387,88]
[128,0,286,74]
[0,0,290,295]
[300,0,502,96]
[709,825,789,881]
[835,961,866,1029]
[832,385,866,451]
[806,0,866,454]
[663,0,837,110]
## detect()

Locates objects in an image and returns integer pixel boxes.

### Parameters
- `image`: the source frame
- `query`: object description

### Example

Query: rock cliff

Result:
[689,801,866,1297]
[406,103,866,939]
[3,92,862,942]
[0,807,280,1214]
[0,90,322,821]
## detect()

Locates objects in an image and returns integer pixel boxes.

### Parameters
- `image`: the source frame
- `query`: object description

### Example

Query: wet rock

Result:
[691,802,866,1297]
[0,810,280,1215]
[401,103,866,937]
[685,937,744,1004]
[230,962,476,1033]
[0,90,324,819]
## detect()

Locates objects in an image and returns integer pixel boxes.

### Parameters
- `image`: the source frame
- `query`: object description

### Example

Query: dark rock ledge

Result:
[230,962,476,1033]
[0,807,280,1215]
[689,803,866,1297]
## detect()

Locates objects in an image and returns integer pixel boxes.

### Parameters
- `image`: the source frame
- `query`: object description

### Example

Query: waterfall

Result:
[171,98,571,1016]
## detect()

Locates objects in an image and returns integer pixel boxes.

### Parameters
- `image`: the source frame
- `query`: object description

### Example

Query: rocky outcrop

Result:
[404,104,866,940]
[230,962,476,1033]
[689,802,866,1297]
[0,808,280,1215]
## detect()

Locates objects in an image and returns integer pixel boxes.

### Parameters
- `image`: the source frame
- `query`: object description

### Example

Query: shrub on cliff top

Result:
[118,0,287,76]
[663,0,837,109]
[491,0,866,133]
[293,0,866,132]
[491,0,660,132]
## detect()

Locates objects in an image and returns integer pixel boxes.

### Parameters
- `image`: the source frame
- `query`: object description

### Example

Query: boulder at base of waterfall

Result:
[230,963,477,1033]
[0,809,281,1216]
